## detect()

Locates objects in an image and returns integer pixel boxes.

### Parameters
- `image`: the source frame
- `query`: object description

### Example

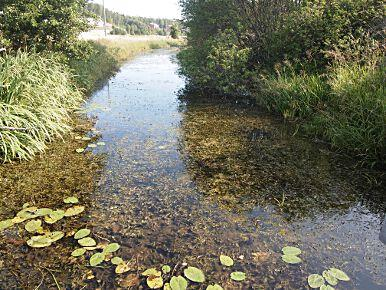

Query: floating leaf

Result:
[64,206,85,217]
[281,254,302,264]
[17,207,38,217]
[75,136,82,140]
[164,283,172,290]
[25,220,42,233]
[35,208,53,216]
[90,252,105,266]
[74,229,91,239]
[320,285,335,290]
[111,257,124,265]
[0,219,14,231]
[82,137,91,141]
[64,196,79,204]
[27,236,52,248]
[220,255,234,267]
[22,203,30,208]
[45,210,65,224]
[76,148,85,153]
[142,268,162,277]
[184,267,205,283]
[104,243,120,253]
[162,265,171,274]
[71,248,87,257]
[206,284,223,290]
[230,272,246,282]
[47,231,64,242]
[329,268,350,281]
[170,276,188,290]
[78,237,96,247]
[308,274,325,288]
[97,142,106,146]
[115,263,130,274]
[88,144,97,148]
[84,246,98,251]
[282,246,301,256]
[323,270,338,286]
[147,275,164,289]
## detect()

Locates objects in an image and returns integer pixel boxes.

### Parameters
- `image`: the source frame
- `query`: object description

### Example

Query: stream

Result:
[1,49,385,289]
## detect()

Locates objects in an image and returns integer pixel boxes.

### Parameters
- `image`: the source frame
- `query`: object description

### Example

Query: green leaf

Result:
[230,271,246,282]
[322,270,338,286]
[206,284,223,290]
[115,263,130,274]
[104,243,120,253]
[164,283,172,290]
[220,255,234,267]
[0,219,14,231]
[88,144,97,148]
[111,257,124,265]
[46,231,64,242]
[170,276,188,290]
[64,196,79,204]
[282,246,301,256]
[82,137,91,141]
[142,268,162,277]
[27,236,52,248]
[64,205,85,217]
[25,220,42,233]
[90,252,105,266]
[78,237,96,247]
[281,254,302,264]
[329,268,350,281]
[76,148,85,153]
[320,285,335,290]
[147,276,164,289]
[308,274,325,288]
[45,209,65,224]
[35,208,53,216]
[71,248,87,257]
[97,142,106,146]
[184,266,205,283]
[74,229,91,239]
[162,265,171,274]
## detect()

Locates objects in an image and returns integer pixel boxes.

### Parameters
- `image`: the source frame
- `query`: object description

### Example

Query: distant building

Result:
[87,18,113,29]
[149,23,160,30]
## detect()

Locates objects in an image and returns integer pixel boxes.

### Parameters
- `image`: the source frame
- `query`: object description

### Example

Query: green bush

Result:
[0,52,83,162]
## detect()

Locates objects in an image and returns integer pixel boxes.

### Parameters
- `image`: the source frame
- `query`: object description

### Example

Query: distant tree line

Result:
[87,3,180,36]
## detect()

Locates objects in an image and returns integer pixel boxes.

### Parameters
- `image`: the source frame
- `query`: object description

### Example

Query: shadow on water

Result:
[0,50,385,289]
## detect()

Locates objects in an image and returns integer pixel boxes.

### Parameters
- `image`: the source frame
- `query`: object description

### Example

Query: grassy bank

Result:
[0,38,182,162]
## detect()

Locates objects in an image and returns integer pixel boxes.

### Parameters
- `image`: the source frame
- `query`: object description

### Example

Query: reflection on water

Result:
[0,50,384,289]
[84,50,385,289]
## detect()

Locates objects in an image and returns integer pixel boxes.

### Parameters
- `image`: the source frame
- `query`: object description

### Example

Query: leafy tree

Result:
[170,24,180,39]
[0,0,91,55]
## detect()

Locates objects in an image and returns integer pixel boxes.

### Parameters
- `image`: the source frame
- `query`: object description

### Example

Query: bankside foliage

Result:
[178,0,385,166]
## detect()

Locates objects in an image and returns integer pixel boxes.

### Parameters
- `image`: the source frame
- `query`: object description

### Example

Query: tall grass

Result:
[0,52,83,162]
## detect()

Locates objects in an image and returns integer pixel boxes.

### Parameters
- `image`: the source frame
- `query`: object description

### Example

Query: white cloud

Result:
[92,0,181,19]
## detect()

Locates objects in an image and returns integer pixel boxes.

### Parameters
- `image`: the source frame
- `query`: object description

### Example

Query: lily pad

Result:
[320,285,335,290]
[184,267,205,283]
[329,268,350,281]
[281,254,302,264]
[17,207,38,217]
[71,248,87,257]
[78,237,96,247]
[88,144,97,148]
[230,271,246,282]
[162,265,171,274]
[47,231,64,242]
[282,246,301,256]
[27,236,52,248]
[170,276,188,290]
[323,270,338,286]
[25,220,42,233]
[206,284,223,290]
[64,205,85,217]
[0,219,14,231]
[164,283,172,290]
[104,243,120,253]
[64,196,79,204]
[45,210,65,224]
[142,268,162,277]
[35,208,53,216]
[147,275,164,289]
[90,252,105,266]
[74,229,91,239]
[111,257,124,265]
[82,137,91,141]
[220,255,234,267]
[76,148,85,153]
[308,274,325,288]
[115,263,130,274]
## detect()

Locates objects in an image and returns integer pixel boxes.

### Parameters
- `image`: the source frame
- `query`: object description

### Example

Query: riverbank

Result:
[0,38,182,162]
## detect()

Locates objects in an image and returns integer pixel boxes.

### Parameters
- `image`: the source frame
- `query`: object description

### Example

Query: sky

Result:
[92,0,181,19]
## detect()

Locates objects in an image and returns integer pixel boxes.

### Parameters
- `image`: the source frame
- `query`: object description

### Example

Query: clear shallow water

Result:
[83,50,386,289]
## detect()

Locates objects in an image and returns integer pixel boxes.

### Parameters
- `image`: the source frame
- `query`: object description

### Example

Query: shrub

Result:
[0,52,83,162]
